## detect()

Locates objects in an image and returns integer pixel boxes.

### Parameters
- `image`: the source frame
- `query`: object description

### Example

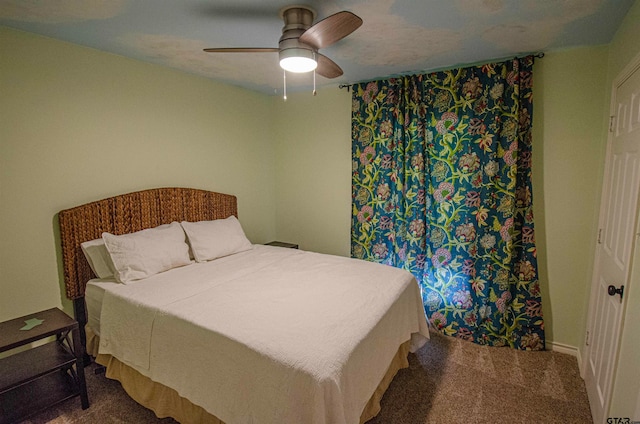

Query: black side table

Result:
[0,307,89,423]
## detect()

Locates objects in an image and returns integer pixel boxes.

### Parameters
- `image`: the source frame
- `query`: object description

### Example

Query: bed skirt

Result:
[86,326,410,423]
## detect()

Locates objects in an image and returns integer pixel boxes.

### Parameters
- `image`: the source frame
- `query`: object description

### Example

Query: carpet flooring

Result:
[19,330,593,423]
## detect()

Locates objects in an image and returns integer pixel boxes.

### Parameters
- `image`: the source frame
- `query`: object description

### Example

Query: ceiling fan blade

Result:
[316,53,343,79]
[203,47,279,53]
[299,11,362,49]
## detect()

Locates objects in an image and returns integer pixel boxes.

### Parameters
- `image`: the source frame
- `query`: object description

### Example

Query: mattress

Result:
[92,245,429,424]
[85,278,119,336]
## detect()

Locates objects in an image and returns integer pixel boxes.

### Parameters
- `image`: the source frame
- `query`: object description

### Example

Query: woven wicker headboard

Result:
[58,187,238,300]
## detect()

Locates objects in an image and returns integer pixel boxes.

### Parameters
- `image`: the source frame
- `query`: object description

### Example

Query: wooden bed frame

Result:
[58,187,238,359]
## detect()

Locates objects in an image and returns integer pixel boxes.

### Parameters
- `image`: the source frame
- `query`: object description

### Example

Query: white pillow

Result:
[102,222,191,283]
[181,216,252,262]
[81,238,116,279]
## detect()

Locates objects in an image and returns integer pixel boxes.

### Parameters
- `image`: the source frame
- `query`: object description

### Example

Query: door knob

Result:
[607,285,624,299]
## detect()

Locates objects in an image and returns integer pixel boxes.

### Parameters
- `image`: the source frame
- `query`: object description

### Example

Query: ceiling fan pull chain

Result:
[283,70,287,101]
[313,53,318,96]
[312,51,317,96]
[313,68,317,96]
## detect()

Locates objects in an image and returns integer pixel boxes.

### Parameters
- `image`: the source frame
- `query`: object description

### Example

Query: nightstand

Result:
[0,308,89,424]
[265,241,299,249]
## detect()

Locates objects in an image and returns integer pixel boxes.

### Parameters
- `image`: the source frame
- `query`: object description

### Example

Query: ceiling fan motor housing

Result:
[278,6,317,65]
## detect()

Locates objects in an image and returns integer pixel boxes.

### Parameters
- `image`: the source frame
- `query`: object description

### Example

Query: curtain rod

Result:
[339,52,545,91]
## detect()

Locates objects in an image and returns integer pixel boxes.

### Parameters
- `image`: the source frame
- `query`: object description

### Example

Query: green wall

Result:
[532,47,609,349]
[0,27,277,321]
[272,88,352,257]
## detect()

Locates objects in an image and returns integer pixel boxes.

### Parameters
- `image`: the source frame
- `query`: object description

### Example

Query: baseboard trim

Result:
[547,341,584,376]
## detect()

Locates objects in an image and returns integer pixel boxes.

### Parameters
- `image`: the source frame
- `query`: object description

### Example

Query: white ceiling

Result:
[0,0,633,95]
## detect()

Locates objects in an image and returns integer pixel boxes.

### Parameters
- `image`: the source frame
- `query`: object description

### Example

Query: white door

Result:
[584,58,640,424]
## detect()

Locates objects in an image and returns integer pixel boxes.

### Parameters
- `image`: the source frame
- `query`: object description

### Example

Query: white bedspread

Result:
[98,245,429,424]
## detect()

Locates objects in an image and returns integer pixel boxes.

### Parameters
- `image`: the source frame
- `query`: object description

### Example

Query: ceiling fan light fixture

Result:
[279,48,317,73]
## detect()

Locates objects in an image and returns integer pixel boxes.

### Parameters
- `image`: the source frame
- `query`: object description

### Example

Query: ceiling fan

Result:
[203,5,363,79]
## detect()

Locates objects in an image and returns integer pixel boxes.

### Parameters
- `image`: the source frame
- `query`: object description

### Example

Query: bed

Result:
[58,187,429,424]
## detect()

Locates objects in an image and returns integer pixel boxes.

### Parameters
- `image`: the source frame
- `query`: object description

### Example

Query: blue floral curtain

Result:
[351,56,544,350]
